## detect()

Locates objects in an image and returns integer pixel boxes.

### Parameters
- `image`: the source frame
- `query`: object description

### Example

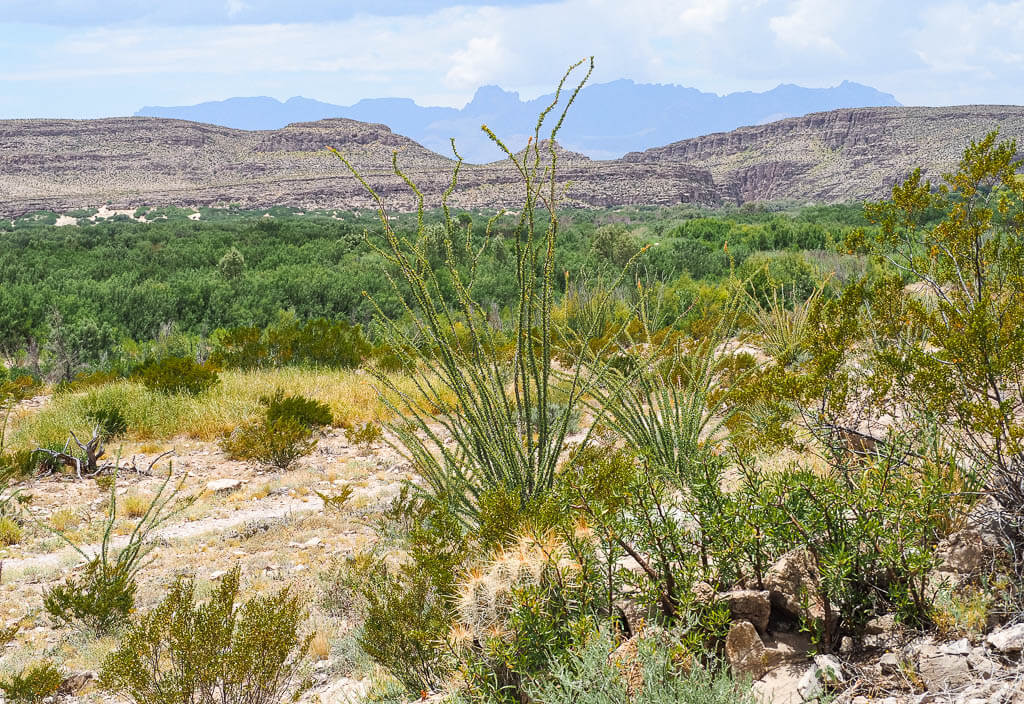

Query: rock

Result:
[58,671,97,696]
[987,622,1024,653]
[863,613,901,650]
[692,581,715,604]
[716,589,771,632]
[865,613,897,635]
[726,620,767,679]
[796,663,824,701]
[879,652,902,675]
[916,646,971,692]
[939,638,971,656]
[209,570,228,580]
[206,478,243,493]
[839,636,855,656]
[934,529,988,574]
[751,664,808,704]
[966,647,1002,677]
[813,654,844,685]
[764,549,832,630]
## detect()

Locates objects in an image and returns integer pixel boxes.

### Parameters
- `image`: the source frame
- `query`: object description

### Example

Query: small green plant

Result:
[134,356,219,395]
[0,661,64,704]
[343,422,382,450]
[43,461,192,634]
[0,516,21,545]
[85,405,129,439]
[221,417,316,470]
[101,566,309,704]
[261,389,333,428]
[314,485,353,514]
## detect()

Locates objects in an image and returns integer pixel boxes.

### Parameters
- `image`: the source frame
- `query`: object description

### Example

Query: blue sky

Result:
[2,0,1023,118]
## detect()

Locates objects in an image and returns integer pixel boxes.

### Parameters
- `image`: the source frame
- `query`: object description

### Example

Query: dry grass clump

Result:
[48,509,79,532]
[119,492,153,519]
[9,367,442,449]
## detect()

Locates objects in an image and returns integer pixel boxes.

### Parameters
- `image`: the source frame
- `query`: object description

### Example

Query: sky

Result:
[2,0,1023,119]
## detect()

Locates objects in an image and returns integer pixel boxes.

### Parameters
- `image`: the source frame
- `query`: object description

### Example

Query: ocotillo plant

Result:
[330,58,627,526]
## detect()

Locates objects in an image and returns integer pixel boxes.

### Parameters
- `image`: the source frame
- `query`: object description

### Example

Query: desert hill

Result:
[2,105,1024,218]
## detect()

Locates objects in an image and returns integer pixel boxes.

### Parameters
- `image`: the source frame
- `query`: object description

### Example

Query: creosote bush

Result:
[101,566,309,704]
[134,356,219,396]
[221,390,327,469]
[0,661,64,704]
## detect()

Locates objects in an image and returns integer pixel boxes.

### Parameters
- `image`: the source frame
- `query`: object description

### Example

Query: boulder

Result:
[716,589,771,633]
[764,549,832,631]
[916,644,971,692]
[206,478,243,493]
[58,671,97,696]
[608,635,644,698]
[878,652,901,675]
[751,664,808,704]
[934,528,989,575]
[725,620,767,679]
[986,622,1024,653]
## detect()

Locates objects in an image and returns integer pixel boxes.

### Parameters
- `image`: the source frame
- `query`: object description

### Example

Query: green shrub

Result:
[343,421,382,449]
[0,661,64,704]
[222,417,316,469]
[0,516,21,545]
[262,390,333,428]
[101,566,309,704]
[43,468,191,634]
[85,405,129,439]
[522,631,754,704]
[133,356,219,395]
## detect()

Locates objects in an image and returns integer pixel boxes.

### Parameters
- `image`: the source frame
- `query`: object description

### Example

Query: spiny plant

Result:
[329,58,628,527]
[43,458,193,634]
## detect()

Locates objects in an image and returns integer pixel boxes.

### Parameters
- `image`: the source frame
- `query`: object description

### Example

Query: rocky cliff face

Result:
[2,106,1023,217]
[626,106,1024,203]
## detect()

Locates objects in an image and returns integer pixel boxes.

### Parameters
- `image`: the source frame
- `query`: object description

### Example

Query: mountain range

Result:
[135,79,901,163]
[4,105,1024,219]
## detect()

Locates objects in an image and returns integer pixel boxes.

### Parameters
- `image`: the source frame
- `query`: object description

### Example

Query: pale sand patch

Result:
[54,215,78,226]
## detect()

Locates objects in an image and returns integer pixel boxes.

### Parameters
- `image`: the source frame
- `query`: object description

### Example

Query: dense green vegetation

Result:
[0,201,871,381]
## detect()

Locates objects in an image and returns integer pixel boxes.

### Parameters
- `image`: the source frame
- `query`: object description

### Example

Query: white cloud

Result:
[445,35,508,89]
[2,0,1024,116]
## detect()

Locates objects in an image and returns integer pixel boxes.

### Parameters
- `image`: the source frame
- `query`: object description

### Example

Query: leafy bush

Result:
[134,356,219,395]
[85,405,129,439]
[343,421,382,450]
[522,631,754,704]
[222,417,316,469]
[262,389,333,428]
[44,467,191,634]
[101,566,309,704]
[0,661,64,704]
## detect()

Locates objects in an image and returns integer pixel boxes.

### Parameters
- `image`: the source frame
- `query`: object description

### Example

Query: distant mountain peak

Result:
[135,78,902,163]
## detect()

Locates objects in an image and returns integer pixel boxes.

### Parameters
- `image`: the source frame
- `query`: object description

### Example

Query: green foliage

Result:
[0,515,21,545]
[218,246,246,280]
[521,631,753,704]
[0,661,64,704]
[261,389,333,428]
[134,356,219,396]
[333,58,621,529]
[850,131,1024,539]
[85,404,129,439]
[343,421,382,449]
[210,315,370,370]
[101,566,309,704]
[222,416,316,470]
[43,467,192,634]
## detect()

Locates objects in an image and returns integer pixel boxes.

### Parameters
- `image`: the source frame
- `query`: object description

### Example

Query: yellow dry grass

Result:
[9,367,441,450]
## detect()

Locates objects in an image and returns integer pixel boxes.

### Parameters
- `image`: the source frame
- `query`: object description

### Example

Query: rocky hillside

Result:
[0,117,718,217]
[627,105,1024,203]
[2,106,1023,217]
